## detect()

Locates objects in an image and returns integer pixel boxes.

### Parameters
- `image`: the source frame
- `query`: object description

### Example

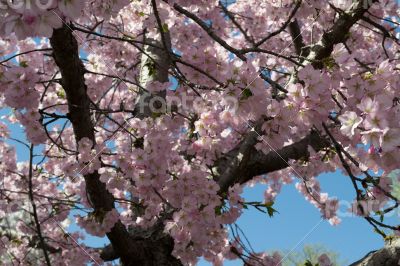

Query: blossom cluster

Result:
[0,0,130,39]
[76,209,120,237]
[0,0,399,265]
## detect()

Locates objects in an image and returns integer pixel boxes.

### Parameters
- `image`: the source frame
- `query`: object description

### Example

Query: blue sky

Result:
[201,172,386,265]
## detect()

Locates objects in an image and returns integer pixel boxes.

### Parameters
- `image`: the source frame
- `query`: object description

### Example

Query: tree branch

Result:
[288,19,308,57]
[216,0,375,192]
[219,1,254,44]
[172,3,247,61]
[28,144,52,266]
[350,238,400,266]
[253,1,302,47]
[50,24,183,266]
[217,129,330,193]
[50,25,144,265]
[309,0,377,68]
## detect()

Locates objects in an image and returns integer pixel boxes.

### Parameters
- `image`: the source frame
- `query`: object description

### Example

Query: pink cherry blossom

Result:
[318,253,333,266]
[58,0,85,19]
[0,0,399,264]
[338,111,363,137]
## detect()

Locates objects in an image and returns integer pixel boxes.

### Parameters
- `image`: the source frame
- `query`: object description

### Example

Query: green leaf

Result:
[215,201,226,215]
[303,260,319,266]
[19,61,28,68]
[162,23,169,33]
[322,56,337,70]
[215,206,222,215]
[303,259,313,266]
[123,34,135,41]
[263,201,278,217]
[375,211,384,223]
[242,201,278,217]
[240,88,253,100]
[266,205,278,217]
[57,90,66,99]
[151,112,163,119]
[264,201,274,207]
[226,78,236,85]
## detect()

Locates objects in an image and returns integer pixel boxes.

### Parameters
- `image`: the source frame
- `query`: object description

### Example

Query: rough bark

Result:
[133,32,171,118]
[350,238,400,266]
[309,0,378,68]
[288,19,309,58]
[50,25,181,266]
[217,130,330,193]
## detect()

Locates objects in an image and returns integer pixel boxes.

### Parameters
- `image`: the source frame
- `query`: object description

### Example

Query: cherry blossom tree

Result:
[0,0,400,265]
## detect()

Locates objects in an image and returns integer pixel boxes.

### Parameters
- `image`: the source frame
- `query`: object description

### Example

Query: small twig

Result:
[28,144,52,266]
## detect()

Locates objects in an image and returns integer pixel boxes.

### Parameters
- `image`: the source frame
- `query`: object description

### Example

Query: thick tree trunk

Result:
[350,239,400,266]
[50,25,182,266]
